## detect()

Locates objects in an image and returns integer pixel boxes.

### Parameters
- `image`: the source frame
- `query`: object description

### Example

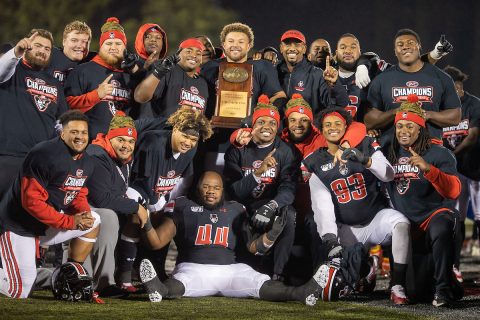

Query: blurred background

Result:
[0,0,478,93]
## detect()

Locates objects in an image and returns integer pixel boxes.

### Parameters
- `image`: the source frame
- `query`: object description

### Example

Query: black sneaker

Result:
[432,292,450,308]
[139,259,168,302]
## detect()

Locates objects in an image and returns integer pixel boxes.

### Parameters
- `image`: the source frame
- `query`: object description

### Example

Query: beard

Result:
[99,51,122,68]
[289,126,312,143]
[194,188,224,211]
[338,59,357,72]
[24,51,50,70]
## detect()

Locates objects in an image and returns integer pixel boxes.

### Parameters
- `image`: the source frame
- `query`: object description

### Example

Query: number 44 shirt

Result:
[302,137,389,226]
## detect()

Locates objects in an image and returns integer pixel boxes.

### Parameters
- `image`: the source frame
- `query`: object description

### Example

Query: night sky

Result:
[223,0,480,94]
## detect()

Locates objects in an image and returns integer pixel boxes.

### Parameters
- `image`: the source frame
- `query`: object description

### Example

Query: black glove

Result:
[322,233,343,260]
[121,49,139,72]
[266,207,288,242]
[437,34,453,54]
[252,200,278,229]
[341,148,369,166]
[151,54,179,80]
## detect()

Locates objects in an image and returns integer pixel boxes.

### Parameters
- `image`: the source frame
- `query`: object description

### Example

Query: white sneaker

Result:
[139,259,166,303]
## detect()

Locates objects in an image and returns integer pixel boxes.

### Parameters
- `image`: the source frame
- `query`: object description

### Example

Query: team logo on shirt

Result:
[295,81,305,92]
[155,171,182,196]
[25,77,58,112]
[179,87,206,111]
[209,213,218,223]
[62,171,88,205]
[443,118,469,149]
[339,163,349,176]
[391,81,433,103]
[393,157,420,194]
[243,160,278,198]
[53,71,67,83]
[103,78,131,114]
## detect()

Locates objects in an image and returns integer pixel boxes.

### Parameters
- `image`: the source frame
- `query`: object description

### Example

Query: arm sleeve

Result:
[341,121,367,147]
[64,68,101,113]
[368,150,395,182]
[169,165,194,201]
[87,160,138,215]
[0,49,20,83]
[272,147,298,208]
[130,136,157,204]
[423,165,461,199]
[21,176,75,230]
[224,147,259,201]
[309,173,337,238]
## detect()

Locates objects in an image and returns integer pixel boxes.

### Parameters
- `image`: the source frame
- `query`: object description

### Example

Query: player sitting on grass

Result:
[138,171,329,306]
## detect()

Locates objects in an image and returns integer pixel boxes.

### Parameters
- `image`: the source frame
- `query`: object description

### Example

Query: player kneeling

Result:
[303,108,411,305]
[386,95,464,307]
[0,111,100,299]
[138,171,329,305]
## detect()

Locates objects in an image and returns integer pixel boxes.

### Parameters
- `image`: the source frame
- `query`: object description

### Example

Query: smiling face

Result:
[178,46,202,72]
[196,36,215,64]
[110,135,135,161]
[395,119,421,148]
[24,36,52,69]
[222,31,251,63]
[252,115,277,145]
[336,36,361,72]
[288,112,312,142]
[171,129,199,154]
[394,34,421,67]
[61,120,89,155]
[63,30,90,61]
[280,39,306,66]
[322,115,347,144]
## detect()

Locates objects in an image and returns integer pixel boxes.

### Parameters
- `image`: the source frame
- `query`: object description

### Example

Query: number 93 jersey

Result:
[303,137,388,226]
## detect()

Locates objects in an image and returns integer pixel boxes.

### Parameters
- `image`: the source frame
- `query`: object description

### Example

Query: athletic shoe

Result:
[432,291,450,307]
[120,282,138,293]
[452,266,463,283]
[139,259,168,303]
[390,285,409,305]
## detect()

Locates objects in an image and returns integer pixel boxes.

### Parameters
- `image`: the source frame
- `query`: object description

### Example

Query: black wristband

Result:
[142,218,153,232]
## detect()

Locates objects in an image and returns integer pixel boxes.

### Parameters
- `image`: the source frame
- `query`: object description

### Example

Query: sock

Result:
[116,235,138,284]
[392,263,407,287]
[259,279,310,302]
[164,278,186,298]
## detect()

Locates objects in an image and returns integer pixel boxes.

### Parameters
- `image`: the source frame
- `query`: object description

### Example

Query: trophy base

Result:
[211,116,243,129]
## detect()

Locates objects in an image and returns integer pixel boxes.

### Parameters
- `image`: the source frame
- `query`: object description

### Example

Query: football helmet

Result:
[51,262,93,302]
[313,261,349,302]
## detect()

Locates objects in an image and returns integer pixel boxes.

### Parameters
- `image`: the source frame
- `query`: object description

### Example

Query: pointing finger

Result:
[440,34,446,43]
[325,55,330,69]
[103,74,113,84]
[266,148,276,158]
[408,147,418,157]
[28,31,39,41]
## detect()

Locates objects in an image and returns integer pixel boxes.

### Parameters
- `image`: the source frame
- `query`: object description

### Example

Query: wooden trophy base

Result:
[210,116,242,128]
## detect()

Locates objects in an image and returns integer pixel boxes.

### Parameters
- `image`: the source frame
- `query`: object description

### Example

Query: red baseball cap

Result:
[280,30,306,43]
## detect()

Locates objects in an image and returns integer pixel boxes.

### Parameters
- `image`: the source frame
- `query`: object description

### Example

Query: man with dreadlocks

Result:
[224,95,297,282]
[303,107,411,305]
[386,94,462,307]
[116,108,212,288]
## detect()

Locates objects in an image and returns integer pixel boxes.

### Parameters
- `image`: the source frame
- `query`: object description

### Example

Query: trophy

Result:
[210,62,253,128]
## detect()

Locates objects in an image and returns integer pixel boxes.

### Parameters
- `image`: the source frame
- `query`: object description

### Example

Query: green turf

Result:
[0,291,433,320]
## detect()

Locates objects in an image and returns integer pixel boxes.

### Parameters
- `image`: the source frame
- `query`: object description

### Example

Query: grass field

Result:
[0,291,431,320]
